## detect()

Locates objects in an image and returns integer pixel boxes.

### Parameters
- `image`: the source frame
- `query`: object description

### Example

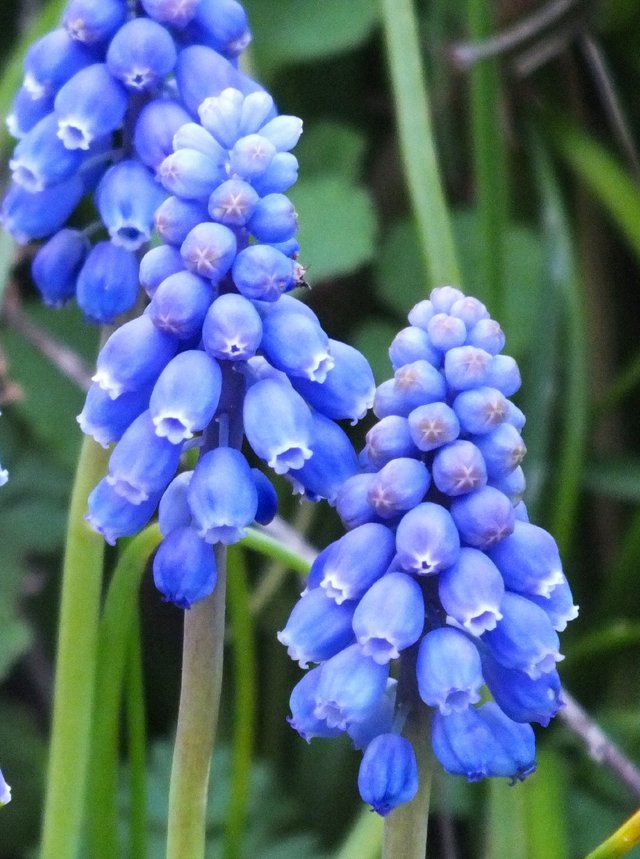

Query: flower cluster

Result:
[1,0,260,321]
[69,64,375,607]
[0,769,10,807]
[280,286,578,816]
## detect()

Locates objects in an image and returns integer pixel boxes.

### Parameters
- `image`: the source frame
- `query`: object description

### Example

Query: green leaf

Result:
[583,459,640,502]
[244,0,379,68]
[0,604,32,683]
[295,122,367,183]
[290,176,377,281]
[352,319,397,384]
[374,219,429,315]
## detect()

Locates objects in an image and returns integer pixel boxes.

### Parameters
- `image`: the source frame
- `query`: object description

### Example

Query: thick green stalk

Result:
[380,0,460,288]
[166,545,227,859]
[40,436,110,859]
[126,612,148,859]
[382,704,432,859]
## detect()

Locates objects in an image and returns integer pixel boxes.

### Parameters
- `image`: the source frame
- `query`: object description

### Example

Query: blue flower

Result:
[0,769,11,807]
[358,734,418,816]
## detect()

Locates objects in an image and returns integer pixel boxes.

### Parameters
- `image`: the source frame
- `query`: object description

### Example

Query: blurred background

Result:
[1,0,640,856]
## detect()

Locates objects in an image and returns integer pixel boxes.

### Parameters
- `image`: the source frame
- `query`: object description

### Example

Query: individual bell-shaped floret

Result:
[247,192,297,243]
[96,160,165,250]
[150,350,222,443]
[478,702,536,781]
[202,292,263,361]
[232,244,296,300]
[347,679,397,751]
[482,654,564,727]
[395,502,460,575]
[528,575,579,632]
[208,177,260,227]
[313,523,396,605]
[147,270,215,339]
[1,176,85,243]
[431,439,487,496]
[252,152,299,195]
[487,520,565,598]
[23,29,95,99]
[158,147,225,199]
[444,345,493,391]
[386,360,448,417]
[133,99,192,170]
[489,465,526,505]
[473,423,526,479]
[466,318,505,355]
[277,588,356,668]
[31,228,89,307]
[197,86,243,146]
[107,410,183,504]
[452,386,508,435]
[482,592,563,680]
[287,666,343,742]
[86,478,161,546]
[261,303,334,382]
[63,0,127,44]
[287,411,359,503]
[407,401,460,452]
[313,644,390,731]
[291,339,376,425]
[10,113,86,192]
[139,245,185,298]
[335,473,377,530]
[358,734,418,817]
[141,0,199,28]
[190,0,252,57]
[427,313,467,352]
[243,377,313,474]
[367,458,430,520]
[55,64,128,150]
[181,221,237,281]
[153,525,217,609]
[106,17,177,92]
[158,471,193,535]
[388,325,440,370]
[154,196,210,247]
[76,241,139,323]
[450,295,489,327]
[251,468,278,525]
[78,382,151,448]
[450,485,515,549]
[229,132,276,179]
[175,46,257,116]
[438,547,504,634]
[7,86,53,138]
[365,416,418,467]
[416,627,483,714]
[187,447,258,544]
[486,354,521,396]
[352,572,425,664]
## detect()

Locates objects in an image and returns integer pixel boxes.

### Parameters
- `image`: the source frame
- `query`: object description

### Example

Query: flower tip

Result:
[0,770,11,806]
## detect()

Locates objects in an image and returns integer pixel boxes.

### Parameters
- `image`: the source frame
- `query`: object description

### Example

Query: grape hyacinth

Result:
[0,769,10,807]
[280,287,578,816]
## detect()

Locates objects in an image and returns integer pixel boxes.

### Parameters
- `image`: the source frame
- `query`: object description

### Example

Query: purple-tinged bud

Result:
[335,473,377,530]
[375,360,447,418]
[288,412,359,503]
[251,468,277,525]
[407,299,434,329]
[197,86,243,146]
[367,458,430,520]
[134,100,192,170]
[86,478,160,546]
[450,486,515,549]
[158,471,193,535]
[155,196,209,246]
[173,121,226,161]
[444,345,493,391]
[158,148,224,199]
[278,589,356,668]
[431,286,465,312]
[232,244,296,301]
[107,410,182,504]
[353,572,424,663]
[229,133,276,179]
[76,242,139,323]
[141,0,199,28]
[10,113,85,192]
[365,416,417,467]
[247,193,298,243]
[486,354,521,396]
[55,64,128,149]
[466,318,505,355]
[139,245,185,298]
[438,547,504,634]
[505,401,526,430]
[407,402,460,452]
[202,293,263,361]
[239,90,276,135]
[176,47,251,116]
[181,222,237,281]
[427,313,467,351]
[1,176,84,243]
[483,592,562,680]
[487,521,565,598]
[93,315,179,399]
[150,350,222,443]
[482,655,564,726]
[314,644,390,730]
[450,296,489,327]
[243,377,313,473]
[106,18,177,91]
[78,382,151,448]
[348,680,397,750]
[32,228,89,306]
[153,526,217,608]
[24,29,95,99]
[291,339,375,424]
[258,114,304,152]
[188,447,258,544]
[96,160,165,250]
[191,0,252,57]
[417,627,483,713]
[452,386,508,435]
[389,326,440,369]
[528,575,579,632]
[358,734,418,816]
[261,304,333,382]
[317,523,396,604]
[514,500,529,522]
[473,423,526,479]
[490,465,526,504]
[251,152,299,195]
[287,667,343,742]
[395,502,460,575]
[432,440,487,496]
[63,0,127,44]
[208,178,259,226]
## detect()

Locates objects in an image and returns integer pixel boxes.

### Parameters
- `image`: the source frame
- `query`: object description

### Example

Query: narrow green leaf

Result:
[484,779,528,859]
[522,749,569,859]
[583,459,640,503]
[334,807,383,859]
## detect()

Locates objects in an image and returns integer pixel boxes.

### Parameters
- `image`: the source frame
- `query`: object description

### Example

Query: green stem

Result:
[39,437,110,859]
[166,545,227,859]
[467,0,508,316]
[585,807,640,859]
[334,807,383,859]
[85,525,162,859]
[126,612,148,859]
[224,548,256,859]
[380,0,460,288]
[382,704,432,859]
